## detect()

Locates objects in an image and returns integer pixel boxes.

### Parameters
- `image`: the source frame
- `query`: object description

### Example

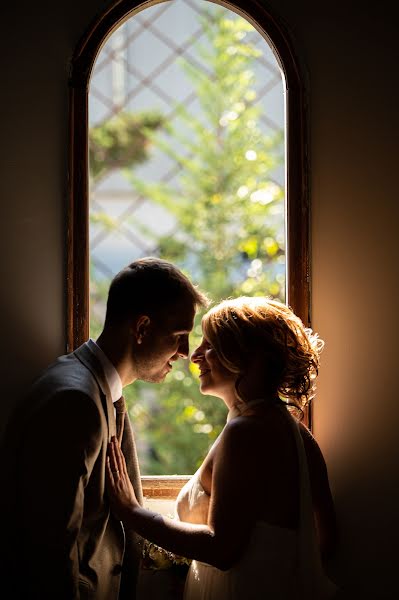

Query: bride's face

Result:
[191,334,237,402]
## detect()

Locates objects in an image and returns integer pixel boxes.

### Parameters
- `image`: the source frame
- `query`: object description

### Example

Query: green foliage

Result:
[89,110,166,342]
[124,364,227,475]
[89,273,109,341]
[89,8,285,475]
[125,12,285,303]
[89,111,165,183]
[121,9,285,474]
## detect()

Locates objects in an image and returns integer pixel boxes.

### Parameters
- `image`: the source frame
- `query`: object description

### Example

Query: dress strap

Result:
[282,409,337,599]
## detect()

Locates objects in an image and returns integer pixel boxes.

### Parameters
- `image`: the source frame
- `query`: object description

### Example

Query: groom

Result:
[1,257,207,600]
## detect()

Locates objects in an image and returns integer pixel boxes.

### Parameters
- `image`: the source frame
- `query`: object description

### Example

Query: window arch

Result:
[68,0,309,352]
[69,0,311,476]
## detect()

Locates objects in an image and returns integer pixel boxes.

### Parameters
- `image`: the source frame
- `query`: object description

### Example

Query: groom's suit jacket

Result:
[1,342,142,600]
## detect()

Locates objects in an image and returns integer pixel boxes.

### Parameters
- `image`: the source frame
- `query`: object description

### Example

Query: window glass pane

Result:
[88,0,285,474]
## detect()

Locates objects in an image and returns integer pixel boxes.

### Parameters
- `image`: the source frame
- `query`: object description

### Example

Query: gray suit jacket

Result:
[1,342,142,600]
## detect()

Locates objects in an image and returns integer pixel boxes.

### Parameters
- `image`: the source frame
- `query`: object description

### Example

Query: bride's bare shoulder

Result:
[218,411,287,457]
[226,407,291,433]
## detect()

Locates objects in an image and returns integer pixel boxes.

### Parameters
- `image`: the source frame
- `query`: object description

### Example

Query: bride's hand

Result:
[106,436,140,521]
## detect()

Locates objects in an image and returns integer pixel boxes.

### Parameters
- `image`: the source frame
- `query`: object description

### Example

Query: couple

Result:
[2,257,337,599]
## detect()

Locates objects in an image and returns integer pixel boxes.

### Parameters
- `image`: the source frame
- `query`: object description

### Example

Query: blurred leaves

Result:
[89,111,165,183]
[89,8,285,474]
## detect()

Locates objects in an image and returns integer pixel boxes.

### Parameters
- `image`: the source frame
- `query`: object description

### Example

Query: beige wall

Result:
[1,1,398,597]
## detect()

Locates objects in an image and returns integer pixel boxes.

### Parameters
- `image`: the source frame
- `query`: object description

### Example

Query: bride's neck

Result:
[227,395,281,421]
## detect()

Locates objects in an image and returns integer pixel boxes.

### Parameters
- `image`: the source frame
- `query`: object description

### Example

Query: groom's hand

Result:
[106,437,140,521]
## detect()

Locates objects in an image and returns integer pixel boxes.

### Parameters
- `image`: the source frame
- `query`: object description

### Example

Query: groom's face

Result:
[133,299,196,383]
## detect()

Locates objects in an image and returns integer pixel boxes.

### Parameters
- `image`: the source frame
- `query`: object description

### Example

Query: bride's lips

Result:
[199,369,210,378]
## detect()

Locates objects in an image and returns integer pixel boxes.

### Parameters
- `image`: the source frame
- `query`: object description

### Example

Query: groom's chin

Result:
[140,372,166,384]
[154,370,171,383]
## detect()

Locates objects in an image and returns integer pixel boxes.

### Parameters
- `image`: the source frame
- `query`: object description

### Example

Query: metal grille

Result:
[88,0,284,327]
[87,0,286,473]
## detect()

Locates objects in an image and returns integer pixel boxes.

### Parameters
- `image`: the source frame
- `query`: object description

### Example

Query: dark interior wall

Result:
[0,0,109,422]
[270,3,399,597]
[1,1,398,597]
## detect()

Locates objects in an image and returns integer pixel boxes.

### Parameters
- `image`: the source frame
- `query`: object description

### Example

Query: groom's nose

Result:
[177,335,189,358]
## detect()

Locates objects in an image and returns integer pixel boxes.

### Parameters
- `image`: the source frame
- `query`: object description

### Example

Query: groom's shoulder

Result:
[34,348,84,380]
[29,345,99,399]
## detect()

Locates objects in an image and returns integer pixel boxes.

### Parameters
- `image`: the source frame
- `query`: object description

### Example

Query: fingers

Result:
[105,456,115,489]
[109,436,128,477]
[108,437,119,477]
[117,439,129,477]
[107,438,139,511]
[108,437,129,485]
[114,437,125,476]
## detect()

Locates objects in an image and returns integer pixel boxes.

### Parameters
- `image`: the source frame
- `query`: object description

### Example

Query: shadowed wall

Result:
[1,1,398,597]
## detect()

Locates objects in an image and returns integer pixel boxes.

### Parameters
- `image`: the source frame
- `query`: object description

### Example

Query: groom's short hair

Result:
[104,257,208,326]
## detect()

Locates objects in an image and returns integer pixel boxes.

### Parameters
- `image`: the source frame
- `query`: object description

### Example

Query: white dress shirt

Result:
[87,338,122,403]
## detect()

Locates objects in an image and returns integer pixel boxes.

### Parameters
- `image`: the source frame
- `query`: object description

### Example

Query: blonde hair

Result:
[202,296,324,412]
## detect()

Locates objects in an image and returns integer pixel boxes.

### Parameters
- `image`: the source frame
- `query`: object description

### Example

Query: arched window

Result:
[68,0,309,481]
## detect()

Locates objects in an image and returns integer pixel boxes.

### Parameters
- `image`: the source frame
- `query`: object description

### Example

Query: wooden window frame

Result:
[68,0,310,500]
[141,475,191,500]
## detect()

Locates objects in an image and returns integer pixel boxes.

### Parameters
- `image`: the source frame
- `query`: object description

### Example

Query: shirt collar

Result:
[87,338,123,403]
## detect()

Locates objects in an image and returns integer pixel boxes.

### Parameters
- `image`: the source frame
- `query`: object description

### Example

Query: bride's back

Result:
[199,404,335,556]
[215,407,301,529]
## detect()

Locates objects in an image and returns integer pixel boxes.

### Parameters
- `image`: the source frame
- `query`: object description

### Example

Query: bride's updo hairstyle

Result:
[201,296,324,413]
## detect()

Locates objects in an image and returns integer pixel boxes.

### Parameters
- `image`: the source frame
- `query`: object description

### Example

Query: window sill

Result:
[141,475,191,515]
[141,475,190,500]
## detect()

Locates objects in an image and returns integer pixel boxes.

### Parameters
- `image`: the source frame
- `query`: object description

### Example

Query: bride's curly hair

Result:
[201,296,324,413]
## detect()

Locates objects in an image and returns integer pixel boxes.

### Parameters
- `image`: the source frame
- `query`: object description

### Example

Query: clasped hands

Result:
[106,436,140,521]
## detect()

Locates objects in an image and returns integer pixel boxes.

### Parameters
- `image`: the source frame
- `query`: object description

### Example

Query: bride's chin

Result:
[199,381,211,393]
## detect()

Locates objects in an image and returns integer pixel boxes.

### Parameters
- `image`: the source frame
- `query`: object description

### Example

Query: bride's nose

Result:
[191,344,203,363]
[191,348,200,363]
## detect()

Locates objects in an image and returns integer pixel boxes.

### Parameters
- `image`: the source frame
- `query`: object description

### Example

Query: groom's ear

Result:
[132,315,151,344]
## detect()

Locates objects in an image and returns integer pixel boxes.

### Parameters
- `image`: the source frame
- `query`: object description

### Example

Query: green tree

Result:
[90,111,165,183]
[128,14,284,302]
[121,9,285,474]
[89,110,165,339]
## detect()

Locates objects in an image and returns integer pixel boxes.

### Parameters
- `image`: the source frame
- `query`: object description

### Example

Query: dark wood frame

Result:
[68,0,311,426]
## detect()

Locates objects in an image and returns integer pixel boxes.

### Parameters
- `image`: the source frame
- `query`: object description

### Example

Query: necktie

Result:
[114,396,126,444]
[114,395,144,600]
[114,396,143,600]
[114,396,143,506]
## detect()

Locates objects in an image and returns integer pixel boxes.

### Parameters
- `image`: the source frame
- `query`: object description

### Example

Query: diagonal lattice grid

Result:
[89,0,284,296]
[88,0,286,474]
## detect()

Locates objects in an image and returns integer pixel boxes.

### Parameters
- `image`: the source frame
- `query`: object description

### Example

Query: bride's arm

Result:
[106,422,256,570]
[106,437,219,566]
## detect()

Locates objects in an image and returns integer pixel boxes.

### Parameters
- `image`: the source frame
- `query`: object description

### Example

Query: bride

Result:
[106,296,338,599]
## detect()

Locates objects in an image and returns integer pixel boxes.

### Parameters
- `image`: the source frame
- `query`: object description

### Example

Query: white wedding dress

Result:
[175,408,337,600]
